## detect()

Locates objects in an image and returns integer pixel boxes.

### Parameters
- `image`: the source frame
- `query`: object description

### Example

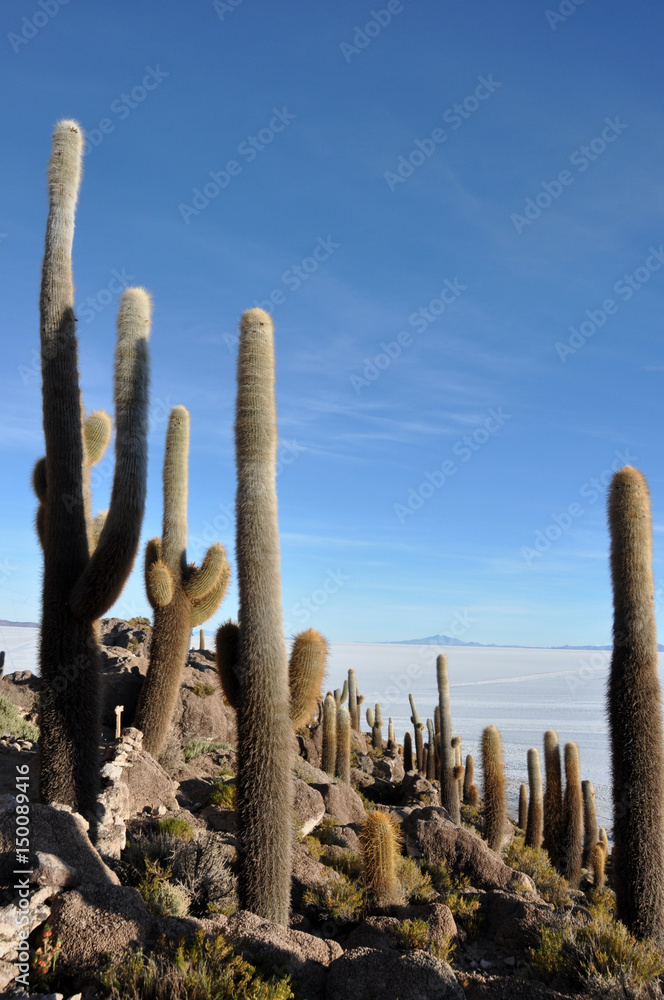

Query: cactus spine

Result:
[409,693,424,772]
[464,753,479,807]
[336,705,351,783]
[482,725,506,852]
[436,654,460,823]
[608,466,664,943]
[518,783,528,832]
[582,780,598,869]
[543,729,564,867]
[322,693,337,777]
[562,741,583,889]
[289,628,327,729]
[36,121,151,815]
[526,748,543,850]
[403,731,414,771]
[359,809,403,907]
[232,309,292,925]
[137,407,229,757]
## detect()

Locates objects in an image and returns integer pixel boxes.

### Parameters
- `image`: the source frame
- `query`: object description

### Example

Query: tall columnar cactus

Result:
[403,731,414,771]
[482,725,506,852]
[608,466,664,943]
[35,121,151,816]
[322,693,337,777]
[543,729,564,866]
[464,753,479,807]
[436,654,460,823]
[434,705,441,773]
[526,748,543,850]
[452,736,464,801]
[373,703,383,751]
[232,308,293,925]
[582,780,599,869]
[562,741,583,889]
[137,406,229,757]
[199,628,205,652]
[591,841,606,892]
[409,693,424,772]
[387,717,396,750]
[336,705,351,784]
[518,783,528,832]
[289,628,327,729]
[0,651,4,679]
[359,809,403,908]
[425,718,436,781]
[348,669,359,731]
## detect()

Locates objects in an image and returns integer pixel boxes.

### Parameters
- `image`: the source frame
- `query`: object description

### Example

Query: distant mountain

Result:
[0,620,39,628]
[393,634,664,652]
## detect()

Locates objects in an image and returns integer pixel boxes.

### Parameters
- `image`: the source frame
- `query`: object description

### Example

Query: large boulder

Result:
[226,909,342,1000]
[326,946,464,1000]
[481,889,554,952]
[403,808,535,894]
[292,778,325,837]
[310,779,366,825]
[344,903,456,953]
[291,842,343,914]
[120,746,179,817]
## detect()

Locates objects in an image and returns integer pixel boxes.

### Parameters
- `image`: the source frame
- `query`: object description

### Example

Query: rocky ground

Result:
[0,620,642,998]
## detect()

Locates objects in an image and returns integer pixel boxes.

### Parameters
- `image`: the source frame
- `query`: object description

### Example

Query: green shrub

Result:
[208,783,235,808]
[156,817,194,841]
[183,739,232,761]
[394,917,455,962]
[397,856,437,905]
[192,681,217,698]
[99,928,293,999]
[0,694,39,741]
[302,872,364,924]
[503,838,572,907]
[309,817,346,847]
[320,847,362,880]
[528,910,664,996]
[138,859,190,917]
[303,835,323,861]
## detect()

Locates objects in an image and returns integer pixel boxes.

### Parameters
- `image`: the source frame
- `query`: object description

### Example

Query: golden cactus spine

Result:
[137,406,229,757]
[233,309,292,925]
[482,725,506,851]
[36,121,151,815]
[526,747,543,850]
[359,809,403,907]
[436,654,460,823]
[289,628,327,729]
[608,466,664,944]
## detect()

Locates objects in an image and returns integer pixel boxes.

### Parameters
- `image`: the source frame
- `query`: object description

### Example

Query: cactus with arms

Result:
[35,120,151,816]
[137,406,229,757]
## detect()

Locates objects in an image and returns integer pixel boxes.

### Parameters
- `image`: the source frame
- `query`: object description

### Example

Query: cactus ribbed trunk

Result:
[562,741,583,889]
[336,706,351,783]
[518,783,528,832]
[360,810,403,907]
[348,669,359,731]
[582,780,598,869]
[464,753,478,807]
[289,629,327,729]
[608,466,664,944]
[409,694,424,772]
[403,731,413,771]
[322,693,337,776]
[482,725,506,852]
[436,654,460,823]
[37,121,150,817]
[543,729,564,867]
[526,748,543,849]
[234,309,292,925]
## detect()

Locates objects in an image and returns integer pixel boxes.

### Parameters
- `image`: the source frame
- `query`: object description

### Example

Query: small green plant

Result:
[0,694,40,741]
[303,835,323,861]
[394,918,455,962]
[320,847,362,880]
[156,817,194,840]
[128,616,151,628]
[192,681,217,698]
[302,872,364,924]
[99,928,293,999]
[138,858,191,918]
[397,856,437,905]
[128,637,141,655]
[209,783,236,808]
[310,817,346,847]
[503,838,572,907]
[528,910,664,996]
[183,739,232,761]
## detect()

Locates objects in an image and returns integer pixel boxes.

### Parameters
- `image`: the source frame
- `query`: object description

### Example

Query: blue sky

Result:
[1,0,663,646]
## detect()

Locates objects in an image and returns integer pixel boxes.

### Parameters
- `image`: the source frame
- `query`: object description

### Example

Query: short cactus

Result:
[387,717,396,750]
[289,628,327,729]
[425,719,436,781]
[336,705,351,784]
[591,841,606,892]
[482,725,506,851]
[199,629,205,652]
[403,731,414,771]
[463,753,479,807]
[359,809,403,908]
[526,747,543,850]
[582,780,599,869]
[348,669,360,731]
[409,693,424,772]
[599,827,610,856]
[518,783,528,832]
[322,693,337,777]
[562,741,583,889]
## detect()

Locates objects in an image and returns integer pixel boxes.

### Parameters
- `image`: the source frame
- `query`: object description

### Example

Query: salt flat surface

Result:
[5,628,652,833]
